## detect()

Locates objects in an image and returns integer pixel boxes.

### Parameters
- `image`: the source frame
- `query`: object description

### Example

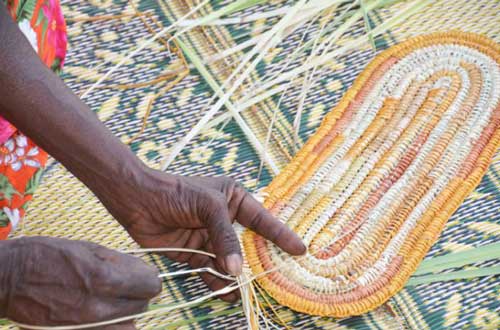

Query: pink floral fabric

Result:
[0,0,67,239]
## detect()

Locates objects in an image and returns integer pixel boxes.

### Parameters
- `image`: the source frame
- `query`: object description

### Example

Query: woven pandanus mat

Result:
[243,32,500,317]
[6,0,499,329]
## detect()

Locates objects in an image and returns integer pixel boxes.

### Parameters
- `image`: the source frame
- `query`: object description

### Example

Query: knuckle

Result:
[197,194,216,222]
[270,223,286,243]
[234,180,245,191]
[227,181,247,214]
[231,181,246,198]
[222,229,239,247]
[87,302,111,321]
[220,177,240,196]
[248,209,266,231]
[222,176,236,188]
[203,193,226,219]
[210,218,229,235]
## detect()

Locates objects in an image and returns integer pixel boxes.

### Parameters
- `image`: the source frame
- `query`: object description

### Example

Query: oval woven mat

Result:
[242,31,500,317]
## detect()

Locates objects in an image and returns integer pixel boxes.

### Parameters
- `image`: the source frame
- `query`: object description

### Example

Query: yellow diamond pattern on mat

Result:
[443,293,463,327]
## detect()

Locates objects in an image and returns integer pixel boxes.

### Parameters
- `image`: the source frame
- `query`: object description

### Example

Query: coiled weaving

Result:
[242,32,500,317]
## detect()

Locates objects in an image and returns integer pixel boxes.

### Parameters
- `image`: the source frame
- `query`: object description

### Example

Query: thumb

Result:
[204,196,242,276]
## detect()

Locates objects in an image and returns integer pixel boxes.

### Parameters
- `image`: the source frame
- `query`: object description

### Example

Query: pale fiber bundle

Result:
[243,31,500,317]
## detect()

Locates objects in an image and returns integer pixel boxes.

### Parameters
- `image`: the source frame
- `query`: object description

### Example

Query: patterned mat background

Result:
[6,0,500,329]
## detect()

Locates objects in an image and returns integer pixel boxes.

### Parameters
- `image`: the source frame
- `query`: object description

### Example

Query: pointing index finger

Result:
[233,188,306,255]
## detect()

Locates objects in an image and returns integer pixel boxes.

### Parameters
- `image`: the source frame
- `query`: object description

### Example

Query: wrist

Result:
[73,150,145,199]
[88,160,158,228]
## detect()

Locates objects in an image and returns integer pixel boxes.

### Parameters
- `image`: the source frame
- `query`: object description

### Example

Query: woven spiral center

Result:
[243,32,500,317]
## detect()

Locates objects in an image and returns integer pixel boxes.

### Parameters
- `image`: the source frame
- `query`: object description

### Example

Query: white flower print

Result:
[18,20,38,53]
[0,135,40,171]
[3,207,20,230]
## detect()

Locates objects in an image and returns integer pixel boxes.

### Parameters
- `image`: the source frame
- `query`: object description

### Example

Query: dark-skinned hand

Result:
[0,236,161,329]
[0,1,305,306]
[94,168,307,303]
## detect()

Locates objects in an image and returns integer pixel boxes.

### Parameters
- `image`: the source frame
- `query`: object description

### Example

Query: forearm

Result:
[0,5,144,213]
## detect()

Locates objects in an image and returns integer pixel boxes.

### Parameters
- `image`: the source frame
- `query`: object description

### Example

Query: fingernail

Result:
[224,254,243,276]
[300,243,307,255]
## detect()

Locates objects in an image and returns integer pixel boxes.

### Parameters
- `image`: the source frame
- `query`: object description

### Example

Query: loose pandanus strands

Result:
[175,1,354,178]
[198,0,430,148]
[413,242,500,276]
[159,0,311,173]
[238,0,431,104]
[291,0,360,150]
[406,266,500,286]
[159,0,433,173]
[76,0,430,174]
[2,241,499,329]
[173,38,281,174]
[360,0,376,51]
[79,0,212,99]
